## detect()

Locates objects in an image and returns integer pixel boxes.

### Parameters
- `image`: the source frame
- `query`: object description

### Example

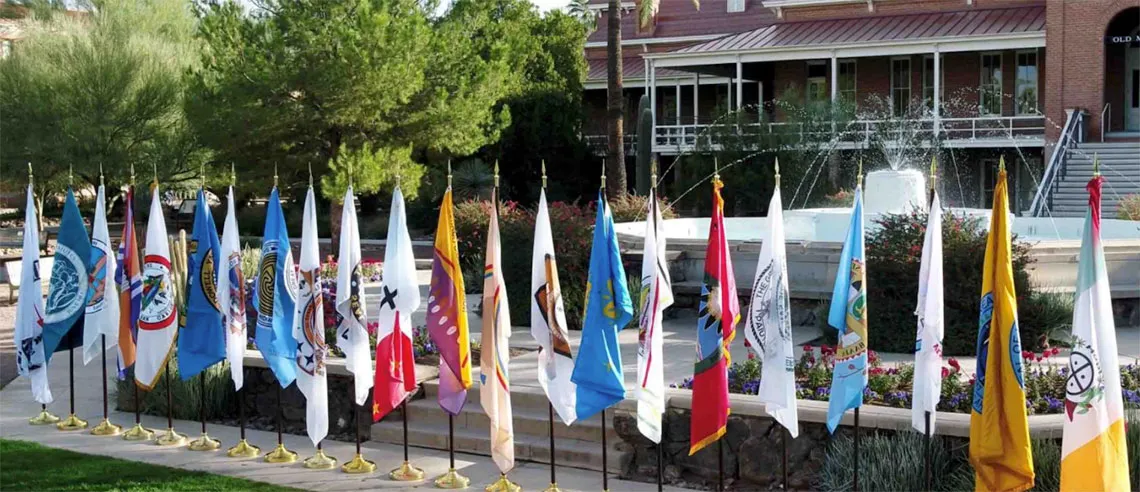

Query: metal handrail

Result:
[1101,103,1110,142]
[1029,109,1082,217]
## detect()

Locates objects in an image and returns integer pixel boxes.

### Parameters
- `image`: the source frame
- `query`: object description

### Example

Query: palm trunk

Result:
[605,0,627,197]
[330,201,343,254]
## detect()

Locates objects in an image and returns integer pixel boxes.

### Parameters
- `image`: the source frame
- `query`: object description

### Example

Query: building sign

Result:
[1106,35,1140,45]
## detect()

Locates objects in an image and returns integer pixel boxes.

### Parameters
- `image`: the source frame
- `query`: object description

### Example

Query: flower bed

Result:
[671,344,1140,414]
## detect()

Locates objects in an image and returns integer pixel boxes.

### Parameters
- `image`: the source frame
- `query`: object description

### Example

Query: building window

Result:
[838,59,856,107]
[923,55,945,112]
[1015,50,1038,115]
[890,57,911,117]
[980,52,1003,115]
[806,61,827,105]
[727,0,744,13]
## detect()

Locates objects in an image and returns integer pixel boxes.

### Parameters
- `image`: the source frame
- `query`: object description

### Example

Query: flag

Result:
[531,189,577,425]
[372,187,419,421]
[335,186,372,406]
[745,184,798,438]
[42,189,90,359]
[254,187,298,388]
[294,187,329,446]
[82,183,119,364]
[825,183,867,434]
[135,186,178,389]
[116,187,142,379]
[636,188,673,443]
[481,195,515,474]
[217,186,247,390]
[912,190,944,434]
[969,164,1033,492]
[572,192,633,422]
[689,179,739,455]
[1060,175,1130,491]
[15,184,52,404]
[179,189,225,379]
[427,187,471,415]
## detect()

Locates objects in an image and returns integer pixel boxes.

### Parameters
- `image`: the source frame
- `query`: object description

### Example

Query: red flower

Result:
[941,367,950,378]
[747,351,756,361]
[1051,347,1061,356]
[820,345,835,355]
[1035,355,1043,362]
[1022,350,1032,359]
[743,339,752,348]
[869,367,884,376]
[948,358,961,372]
[802,344,814,353]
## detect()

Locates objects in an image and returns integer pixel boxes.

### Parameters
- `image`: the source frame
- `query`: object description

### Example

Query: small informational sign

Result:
[1106,35,1140,45]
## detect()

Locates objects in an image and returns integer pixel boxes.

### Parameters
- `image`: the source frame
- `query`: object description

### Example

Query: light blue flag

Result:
[43,189,90,359]
[179,189,226,379]
[254,188,298,387]
[825,185,869,433]
[570,193,634,421]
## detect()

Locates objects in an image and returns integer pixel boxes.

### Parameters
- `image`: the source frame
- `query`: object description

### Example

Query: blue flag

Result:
[825,184,868,433]
[179,189,226,379]
[571,193,633,421]
[43,189,90,359]
[255,188,298,387]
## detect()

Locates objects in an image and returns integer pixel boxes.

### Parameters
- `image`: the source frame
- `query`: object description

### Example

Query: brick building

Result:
[583,0,1140,215]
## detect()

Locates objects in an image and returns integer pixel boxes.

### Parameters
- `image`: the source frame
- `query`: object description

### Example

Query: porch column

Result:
[694,73,700,124]
[933,46,942,135]
[735,57,743,111]
[649,59,657,127]
[830,52,839,103]
[675,80,681,125]
[758,81,764,122]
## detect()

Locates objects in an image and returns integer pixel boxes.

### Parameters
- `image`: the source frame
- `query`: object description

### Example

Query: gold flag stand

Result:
[264,385,297,463]
[155,361,186,446]
[342,403,375,473]
[122,165,154,443]
[485,473,521,492]
[58,345,88,431]
[303,443,337,469]
[30,405,60,425]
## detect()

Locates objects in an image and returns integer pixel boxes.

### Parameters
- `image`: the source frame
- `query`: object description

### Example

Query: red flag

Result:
[371,187,421,421]
[690,178,739,455]
[372,315,416,421]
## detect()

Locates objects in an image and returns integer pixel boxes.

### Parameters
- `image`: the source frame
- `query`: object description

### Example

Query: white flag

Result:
[481,197,514,473]
[293,187,329,446]
[136,186,178,389]
[912,191,944,434]
[336,187,372,406]
[15,184,52,404]
[217,186,247,390]
[530,190,577,425]
[636,188,673,443]
[372,186,421,421]
[82,184,120,364]
[745,186,799,437]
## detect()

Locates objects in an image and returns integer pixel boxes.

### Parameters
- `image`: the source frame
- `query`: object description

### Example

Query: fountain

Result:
[863,169,927,216]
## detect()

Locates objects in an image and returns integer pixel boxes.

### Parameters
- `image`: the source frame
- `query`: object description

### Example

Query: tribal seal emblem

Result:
[139,256,175,330]
[226,251,246,333]
[257,240,279,325]
[1065,340,1103,420]
[45,244,88,324]
[295,269,327,376]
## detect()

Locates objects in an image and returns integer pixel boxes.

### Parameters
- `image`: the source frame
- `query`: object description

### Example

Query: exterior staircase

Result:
[371,379,628,473]
[1048,141,1140,217]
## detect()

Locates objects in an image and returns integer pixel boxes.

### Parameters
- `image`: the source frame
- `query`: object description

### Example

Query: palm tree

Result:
[605,0,627,197]
[566,0,596,33]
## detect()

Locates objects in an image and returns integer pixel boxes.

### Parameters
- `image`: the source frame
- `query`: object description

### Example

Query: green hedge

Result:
[857,209,1072,356]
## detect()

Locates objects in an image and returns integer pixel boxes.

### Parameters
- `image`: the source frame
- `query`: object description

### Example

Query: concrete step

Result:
[388,393,619,444]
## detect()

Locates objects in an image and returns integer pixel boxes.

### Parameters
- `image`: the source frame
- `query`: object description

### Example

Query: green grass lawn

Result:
[0,439,298,491]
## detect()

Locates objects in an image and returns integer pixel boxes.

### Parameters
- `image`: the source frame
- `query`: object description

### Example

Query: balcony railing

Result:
[652,115,1047,153]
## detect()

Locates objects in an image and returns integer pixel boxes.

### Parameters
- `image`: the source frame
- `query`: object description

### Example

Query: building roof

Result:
[672,4,1045,54]
[586,0,777,45]
[587,56,691,82]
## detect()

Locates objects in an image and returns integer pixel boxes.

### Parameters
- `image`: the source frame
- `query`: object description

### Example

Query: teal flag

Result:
[43,189,90,359]
[254,188,298,387]
[571,193,633,421]
[825,185,868,433]
[179,189,226,379]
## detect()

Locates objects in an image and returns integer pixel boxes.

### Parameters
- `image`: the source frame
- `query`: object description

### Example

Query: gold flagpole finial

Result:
[713,156,720,181]
[930,155,937,191]
[308,162,313,188]
[201,163,206,189]
[27,162,33,184]
[774,157,781,188]
[446,159,451,189]
[1093,153,1100,177]
[130,163,136,187]
[493,160,500,189]
[230,163,236,187]
[650,157,658,190]
[273,164,279,188]
[152,162,158,187]
[600,158,606,191]
[856,157,864,188]
[69,164,73,188]
[100,162,105,187]
[541,160,547,189]
[998,155,1006,173]
[347,158,353,189]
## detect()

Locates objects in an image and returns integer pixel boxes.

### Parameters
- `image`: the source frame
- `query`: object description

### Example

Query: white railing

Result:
[1029,109,1083,217]
[652,115,1046,152]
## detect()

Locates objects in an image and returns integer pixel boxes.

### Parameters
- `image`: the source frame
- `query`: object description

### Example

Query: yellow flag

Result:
[968,164,1034,492]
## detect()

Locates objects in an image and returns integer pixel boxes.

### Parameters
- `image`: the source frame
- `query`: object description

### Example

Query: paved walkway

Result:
[0,346,690,492]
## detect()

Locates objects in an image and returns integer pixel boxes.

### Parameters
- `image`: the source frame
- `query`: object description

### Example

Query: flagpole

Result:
[154,359,186,445]
[342,401,376,473]
[599,159,612,492]
[782,427,789,490]
[434,160,469,488]
[188,374,221,450]
[226,385,260,457]
[89,166,123,437]
[539,160,563,492]
[122,165,154,441]
[650,159,665,492]
[26,164,60,427]
[264,383,298,462]
[853,407,860,492]
[923,157,936,492]
[58,169,87,432]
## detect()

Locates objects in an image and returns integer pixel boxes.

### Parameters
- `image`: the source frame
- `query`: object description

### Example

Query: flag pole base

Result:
[484,473,520,492]
[341,453,376,474]
[264,443,298,463]
[29,409,61,425]
[122,423,155,441]
[389,461,425,481]
[56,414,88,431]
[155,427,187,447]
[226,439,261,458]
[542,482,563,492]
[303,449,338,469]
[90,418,122,436]
[188,433,222,451]
[434,468,471,489]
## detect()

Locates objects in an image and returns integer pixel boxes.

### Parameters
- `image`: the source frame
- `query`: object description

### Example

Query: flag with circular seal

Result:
[83,183,120,365]
[254,187,298,388]
[179,189,225,379]
[15,183,53,404]
[42,189,90,360]
[293,187,329,446]
[217,186,247,390]
[135,186,178,390]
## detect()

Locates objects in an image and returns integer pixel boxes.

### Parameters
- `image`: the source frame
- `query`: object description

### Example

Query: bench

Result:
[4,256,54,302]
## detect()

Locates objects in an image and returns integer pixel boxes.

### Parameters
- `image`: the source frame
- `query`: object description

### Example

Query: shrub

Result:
[862,209,1070,356]
[115,355,236,421]
[453,199,594,328]
[1119,194,1140,220]
[607,193,677,223]
[812,188,855,208]
[818,430,973,491]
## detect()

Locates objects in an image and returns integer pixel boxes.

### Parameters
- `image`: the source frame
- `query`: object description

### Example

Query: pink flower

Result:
[941,367,950,378]
[803,344,814,353]
[747,351,756,361]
